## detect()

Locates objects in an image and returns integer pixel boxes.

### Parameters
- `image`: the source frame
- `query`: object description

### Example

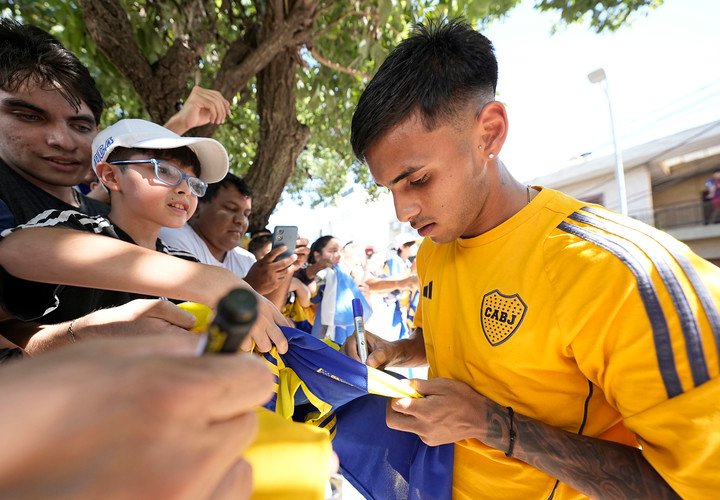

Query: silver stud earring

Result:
[488,153,495,159]
[478,144,483,150]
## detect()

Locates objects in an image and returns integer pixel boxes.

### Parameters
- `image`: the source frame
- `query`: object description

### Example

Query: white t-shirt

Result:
[159,224,256,278]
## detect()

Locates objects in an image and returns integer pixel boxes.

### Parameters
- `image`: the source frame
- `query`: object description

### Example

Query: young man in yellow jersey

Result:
[345,18,719,498]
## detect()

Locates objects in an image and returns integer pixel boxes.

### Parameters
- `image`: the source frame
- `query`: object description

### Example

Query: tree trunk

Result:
[245,45,309,231]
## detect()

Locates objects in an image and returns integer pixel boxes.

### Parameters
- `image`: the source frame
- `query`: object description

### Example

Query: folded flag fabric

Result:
[262,326,453,500]
[311,266,372,344]
[244,407,333,500]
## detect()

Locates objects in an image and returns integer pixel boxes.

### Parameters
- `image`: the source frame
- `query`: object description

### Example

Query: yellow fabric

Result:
[282,297,316,326]
[244,408,332,500]
[367,366,422,399]
[177,301,214,332]
[260,343,421,425]
[415,187,720,498]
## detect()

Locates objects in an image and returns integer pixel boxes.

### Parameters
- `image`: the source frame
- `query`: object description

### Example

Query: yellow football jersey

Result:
[415,187,720,499]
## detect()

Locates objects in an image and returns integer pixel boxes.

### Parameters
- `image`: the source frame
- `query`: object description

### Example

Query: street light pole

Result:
[588,68,628,216]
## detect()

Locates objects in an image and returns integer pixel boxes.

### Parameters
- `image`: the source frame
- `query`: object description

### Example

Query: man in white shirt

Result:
[160,173,301,295]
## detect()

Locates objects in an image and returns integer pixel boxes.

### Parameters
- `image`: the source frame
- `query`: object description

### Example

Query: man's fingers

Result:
[385,399,419,432]
[366,348,390,368]
[342,336,360,361]
[209,458,253,500]
[266,323,288,354]
[179,354,273,419]
[147,301,196,329]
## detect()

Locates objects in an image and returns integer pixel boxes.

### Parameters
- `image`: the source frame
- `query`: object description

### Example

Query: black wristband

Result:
[505,406,516,457]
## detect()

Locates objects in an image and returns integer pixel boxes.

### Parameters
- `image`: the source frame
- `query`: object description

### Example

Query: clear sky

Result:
[487,0,720,182]
[270,0,720,241]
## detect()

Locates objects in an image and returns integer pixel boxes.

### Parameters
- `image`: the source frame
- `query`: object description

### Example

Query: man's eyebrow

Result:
[70,114,97,126]
[1,97,47,115]
[388,165,423,187]
[1,97,96,125]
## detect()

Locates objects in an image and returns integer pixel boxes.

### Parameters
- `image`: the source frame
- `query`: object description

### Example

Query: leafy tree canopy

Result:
[1,0,662,228]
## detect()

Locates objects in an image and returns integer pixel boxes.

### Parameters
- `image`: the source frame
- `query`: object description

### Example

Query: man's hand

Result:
[386,377,487,446]
[342,328,426,369]
[164,86,231,134]
[244,246,298,295]
[70,299,197,340]
[240,294,290,354]
[293,237,310,268]
[0,334,272,499]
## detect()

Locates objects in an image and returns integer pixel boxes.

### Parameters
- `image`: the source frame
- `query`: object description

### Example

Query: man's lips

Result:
[416,223,435,237]
[43,156,82,171]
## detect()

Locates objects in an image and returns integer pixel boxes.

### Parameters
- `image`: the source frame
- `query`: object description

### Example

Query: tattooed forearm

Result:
[482,403,679,499]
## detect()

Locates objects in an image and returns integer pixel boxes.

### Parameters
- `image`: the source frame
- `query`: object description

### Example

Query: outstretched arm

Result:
[0,227,289,353]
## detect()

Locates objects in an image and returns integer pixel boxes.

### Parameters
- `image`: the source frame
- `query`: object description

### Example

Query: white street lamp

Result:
[588,68,628,216]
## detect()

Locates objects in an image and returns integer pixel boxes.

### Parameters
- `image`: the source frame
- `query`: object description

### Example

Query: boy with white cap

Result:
[0,119,229,324]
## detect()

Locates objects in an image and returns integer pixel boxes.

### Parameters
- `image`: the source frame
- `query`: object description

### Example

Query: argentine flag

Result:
[312,265,372,345]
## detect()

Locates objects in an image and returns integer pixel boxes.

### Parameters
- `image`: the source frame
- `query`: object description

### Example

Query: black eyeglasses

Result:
[109,158,207,197]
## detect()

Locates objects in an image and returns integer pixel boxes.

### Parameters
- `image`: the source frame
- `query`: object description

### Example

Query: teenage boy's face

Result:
[113,153,199,228]
[192,184,252,254]
[0,82,97,190]
[366,112,489,244]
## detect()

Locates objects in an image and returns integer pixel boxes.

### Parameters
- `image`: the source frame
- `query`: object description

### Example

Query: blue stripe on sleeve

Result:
[570,210,709,386]
[558,220,683,397]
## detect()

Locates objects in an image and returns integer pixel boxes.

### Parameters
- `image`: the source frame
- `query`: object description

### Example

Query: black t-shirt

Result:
[0,158,109,231]
[0,209,198,323]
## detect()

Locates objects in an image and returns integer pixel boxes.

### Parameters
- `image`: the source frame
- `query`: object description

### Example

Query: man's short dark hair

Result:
[351,18,497,162]
[202,172,252,204]
[0,18,104,124]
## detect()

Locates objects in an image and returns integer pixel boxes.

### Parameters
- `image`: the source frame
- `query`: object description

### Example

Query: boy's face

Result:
[0,82,97,190]
[111,153,199,229]
[191,184,252,255]
[366,112,490,244]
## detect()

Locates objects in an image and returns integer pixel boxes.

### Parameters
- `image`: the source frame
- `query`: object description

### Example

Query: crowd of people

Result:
[0,15,718,500]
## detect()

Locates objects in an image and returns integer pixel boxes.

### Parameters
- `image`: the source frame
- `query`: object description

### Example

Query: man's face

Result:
[0,82,97,190]
[191,184,251,255]
[366,112,489,244]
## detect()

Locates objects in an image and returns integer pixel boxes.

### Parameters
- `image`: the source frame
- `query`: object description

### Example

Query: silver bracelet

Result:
[67,320,77,343]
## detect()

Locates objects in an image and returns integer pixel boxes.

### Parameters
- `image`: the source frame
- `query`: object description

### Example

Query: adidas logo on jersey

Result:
[422,281,433,299]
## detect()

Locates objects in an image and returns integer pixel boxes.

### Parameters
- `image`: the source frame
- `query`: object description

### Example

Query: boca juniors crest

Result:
[480,289,527,346]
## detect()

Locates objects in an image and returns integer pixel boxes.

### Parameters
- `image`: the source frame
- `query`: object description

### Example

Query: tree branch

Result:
[309,47,369,79]
[78,0,152,83]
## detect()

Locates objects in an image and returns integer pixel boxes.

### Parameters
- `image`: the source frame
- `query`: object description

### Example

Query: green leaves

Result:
[2,0,663,216]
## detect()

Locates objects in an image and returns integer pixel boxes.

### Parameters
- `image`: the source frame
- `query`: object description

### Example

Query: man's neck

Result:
[4,161,80,207]
[189,221,226,263]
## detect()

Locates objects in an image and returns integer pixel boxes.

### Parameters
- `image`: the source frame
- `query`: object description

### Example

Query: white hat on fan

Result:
[91,119,229,183]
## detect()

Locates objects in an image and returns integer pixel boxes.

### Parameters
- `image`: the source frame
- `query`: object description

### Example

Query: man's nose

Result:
[394,195,421,223]
[45,123,76,151]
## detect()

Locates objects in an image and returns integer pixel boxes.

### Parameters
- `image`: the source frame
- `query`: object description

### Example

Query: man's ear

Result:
[474,101,508,159]
[95,162,122,193]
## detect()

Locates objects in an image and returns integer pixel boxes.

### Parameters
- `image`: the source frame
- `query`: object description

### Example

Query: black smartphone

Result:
[271,225,298,262]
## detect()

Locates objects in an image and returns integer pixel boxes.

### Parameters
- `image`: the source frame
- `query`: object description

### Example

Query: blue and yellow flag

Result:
[262,327,453,500]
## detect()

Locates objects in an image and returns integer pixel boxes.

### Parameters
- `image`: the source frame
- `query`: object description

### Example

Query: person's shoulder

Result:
[78,194,110,218]
[157,240,200,262]
[159,224,204,249]
[232,246,257,263]
[1,209,111,238]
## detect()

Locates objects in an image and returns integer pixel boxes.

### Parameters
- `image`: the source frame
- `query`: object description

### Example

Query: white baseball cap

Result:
[92,119,229,183]
[393,232,420,249]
